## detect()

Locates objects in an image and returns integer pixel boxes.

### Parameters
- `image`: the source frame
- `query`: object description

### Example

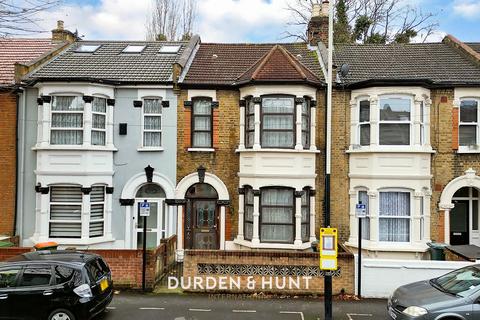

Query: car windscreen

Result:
[86,258,109,283]
[435,265,480,297]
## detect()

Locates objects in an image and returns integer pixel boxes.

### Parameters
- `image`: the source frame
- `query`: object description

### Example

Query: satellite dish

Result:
[339,63,350,78]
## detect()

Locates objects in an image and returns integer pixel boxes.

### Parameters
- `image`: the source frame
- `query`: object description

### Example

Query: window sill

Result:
[347,146,435,154]
[137,147,164,152]
[236,148,320,154]
[345,240,429,252]
[234,238,313,250]
[187,147,215,152]
[32,145,118,152]
[457,148,480,154]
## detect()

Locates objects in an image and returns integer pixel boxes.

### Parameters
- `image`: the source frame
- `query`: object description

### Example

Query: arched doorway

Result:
[185,183,219,249]
[134,183,166,249]
[451,187,480,245]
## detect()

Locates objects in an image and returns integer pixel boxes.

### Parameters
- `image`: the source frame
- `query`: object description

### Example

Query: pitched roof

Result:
[26,40,192,84]
[183,43,322,86]
[466,43,480,55]
[236,45,321,85]
[0,38,58,86]
[334,42,480,87]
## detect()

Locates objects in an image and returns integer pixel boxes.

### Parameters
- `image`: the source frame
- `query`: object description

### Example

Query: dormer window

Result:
[159,45,181,53]
[122,45,146,53]
[76,44,100,53]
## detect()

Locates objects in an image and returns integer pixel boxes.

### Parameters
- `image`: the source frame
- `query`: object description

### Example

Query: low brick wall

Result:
[181,248,354,295]
[0,247,155,290]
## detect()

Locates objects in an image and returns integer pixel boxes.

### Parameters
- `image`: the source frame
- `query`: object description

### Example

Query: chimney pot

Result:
[57,20,64,30]
[312,4,321,17]
[321,0,330,17]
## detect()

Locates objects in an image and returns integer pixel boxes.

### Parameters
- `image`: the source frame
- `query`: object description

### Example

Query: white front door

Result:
[133,199,166,249]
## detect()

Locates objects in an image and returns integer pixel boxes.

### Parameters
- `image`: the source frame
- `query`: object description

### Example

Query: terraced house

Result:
[0,21,74,239]
[17,36,198,249]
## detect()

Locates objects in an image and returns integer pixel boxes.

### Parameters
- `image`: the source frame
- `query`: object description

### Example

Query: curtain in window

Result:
[379,192,410,242]
[143,99,162,147]
[144,132,161,147]
[244,188,254,240]
[49,186,82,238]
[301,189,310,242]
[359,191,370,240]
[51,96,84,145]
[52,96,84,111]
[260,188,294,243]
[192,99,212,147]
[144,99,162,114]
[262,97,295,148]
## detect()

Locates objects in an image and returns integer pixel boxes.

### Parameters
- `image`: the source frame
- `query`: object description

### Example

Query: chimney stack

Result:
[307,0,329,47]
[51,20,77,44]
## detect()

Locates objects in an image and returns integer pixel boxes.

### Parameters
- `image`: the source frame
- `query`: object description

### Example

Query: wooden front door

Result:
[184,183,219,250]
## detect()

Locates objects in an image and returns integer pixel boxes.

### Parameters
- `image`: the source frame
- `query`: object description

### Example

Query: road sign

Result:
[140,201,150,217]
[355,203,367,218]
[319,227,338,271]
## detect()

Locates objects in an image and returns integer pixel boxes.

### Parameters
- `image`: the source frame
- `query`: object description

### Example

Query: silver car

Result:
[387,264,480,320]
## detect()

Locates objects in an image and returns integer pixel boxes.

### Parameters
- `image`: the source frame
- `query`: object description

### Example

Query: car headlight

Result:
[403,306,428,317]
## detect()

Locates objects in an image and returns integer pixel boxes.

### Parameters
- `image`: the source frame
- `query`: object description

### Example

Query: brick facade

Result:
[0,91,17,236]
[177,89,240,241]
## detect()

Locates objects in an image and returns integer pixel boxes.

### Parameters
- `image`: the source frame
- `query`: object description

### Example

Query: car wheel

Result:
[48,309,76,320]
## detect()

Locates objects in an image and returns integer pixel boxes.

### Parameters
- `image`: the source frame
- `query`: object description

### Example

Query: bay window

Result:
[261,96,295,148]
[379,96,411,145]
[301,99,311,148]
[260,188,294,243]
[459,99,479,147]
[49,186,83,238]
[92,97,106,146]
[245,98,255,148]
[358,100,370,146]
[301,188,310,242]
[244,187,254,241]
[51,96,84,145]
[142,98,162,147]
[379,191,410,242]
[192,98,212,148]
[89,186,105,238]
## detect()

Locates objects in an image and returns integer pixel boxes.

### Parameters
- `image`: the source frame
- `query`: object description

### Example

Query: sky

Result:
[24,0,480,43]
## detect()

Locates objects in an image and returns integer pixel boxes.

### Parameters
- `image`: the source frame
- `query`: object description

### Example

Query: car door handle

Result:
[43,290,53,296]
[0,294,8,300]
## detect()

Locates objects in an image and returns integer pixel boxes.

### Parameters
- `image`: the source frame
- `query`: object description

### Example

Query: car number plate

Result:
[100,278,109,291]
[388,307,397,320]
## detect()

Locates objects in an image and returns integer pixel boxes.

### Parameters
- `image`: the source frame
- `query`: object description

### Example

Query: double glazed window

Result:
[379,191,410,242]
[244,187,254,241]
[142,98,162,147]
[260,188,294,243]
[49,185,105,239]
[459,99,479,147]
[261,96,295,148]
[379,96,411,145]
[301,188,310,242]
[245,98,255,148]
[358,100,370,146]
[192,98,212,148]
[92,97,106,145]
[301,99,311,148]
[51,96,84,145]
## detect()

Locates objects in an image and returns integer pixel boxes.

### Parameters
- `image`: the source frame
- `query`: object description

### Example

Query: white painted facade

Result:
[346,87,434,258]
[232,84,319,250]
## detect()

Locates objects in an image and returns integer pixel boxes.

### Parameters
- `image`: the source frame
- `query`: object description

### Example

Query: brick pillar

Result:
[452,106,459,150]
[213,108,219,148]
[184,108,191,148]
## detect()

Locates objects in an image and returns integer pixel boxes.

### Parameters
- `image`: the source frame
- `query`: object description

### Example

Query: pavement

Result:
[97,292,389,320]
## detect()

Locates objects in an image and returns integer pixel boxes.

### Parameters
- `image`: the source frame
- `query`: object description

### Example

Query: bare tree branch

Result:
[146,0,197,41]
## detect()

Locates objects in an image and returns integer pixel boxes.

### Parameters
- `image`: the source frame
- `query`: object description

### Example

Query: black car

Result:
[0,250,113,320]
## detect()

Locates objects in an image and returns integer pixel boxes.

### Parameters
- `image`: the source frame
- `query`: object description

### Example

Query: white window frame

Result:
[357,98,370,146]
[420,101,426,145]
[49,185,83,239]
[378,189,412,243]
[358,190,370,240]
[458,98,480,151]
[89,185,106,238]
[419,196,425,241]
[91,97,107,146]
[378,95,413,146]
[141,97,163,149]
[50,95,84,145]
